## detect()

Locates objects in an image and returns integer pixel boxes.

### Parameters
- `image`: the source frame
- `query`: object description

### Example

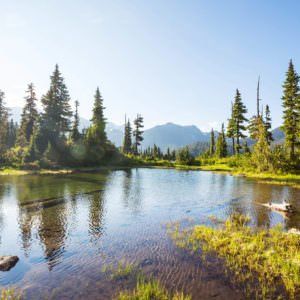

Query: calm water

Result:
[0,168,299,299]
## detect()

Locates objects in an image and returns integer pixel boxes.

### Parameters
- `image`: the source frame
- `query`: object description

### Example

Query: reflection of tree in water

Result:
[18,210,35,256]
[38,199,68,270]
[121,169,143,214]
[121,169,133,208]
[0,178,11,246]
[16,179,69,269]
[88,191,105,241]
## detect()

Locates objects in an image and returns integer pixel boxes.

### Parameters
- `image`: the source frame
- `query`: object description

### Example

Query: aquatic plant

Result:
[117,278,191,300]
[171,214,300,299]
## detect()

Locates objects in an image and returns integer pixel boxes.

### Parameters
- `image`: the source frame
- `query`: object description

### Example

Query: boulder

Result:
[0,256,19,271]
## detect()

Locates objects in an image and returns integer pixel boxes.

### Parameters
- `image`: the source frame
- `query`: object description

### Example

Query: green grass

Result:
[0,288,20,300]
[102,260,138,280]
[171,213,300,299]
[117,278,191,300]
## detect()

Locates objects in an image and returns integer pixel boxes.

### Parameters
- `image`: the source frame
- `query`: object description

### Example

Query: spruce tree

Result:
[281,60,299,160]
[18,83,39,146]
[0,90,9,159]
[41,64,72,149]
[227,102,235,155]
[90,87,106,141]
[248,116,260,141]
[85,87,107,163]
[122,117,132,154]
[264,104,273,144]
[23,126,40,163]
[133,114,144,154]
[243,140,250,154]
[248,77,262,141]
[6,119,18,148]
[209,128,215,156]
[232,89,248,153]
[166,147,171,160]
[216,123,227,158]
[252,118,273,172]
[70,100,81,142]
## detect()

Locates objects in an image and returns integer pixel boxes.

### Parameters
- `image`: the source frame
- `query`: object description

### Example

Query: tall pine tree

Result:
[85,87,107,163]
[122,116,132,154]
[41,64,72,150]
[6,119,18,148]
[215,123,227,158]
[248,77,262,141]
[281,60,299,160]
[133,114,144,154]
[227,102,236,155]
[18,83,39,146]
[264,104,273,144]
[0,90,9,160]
[70,100,81,142]
[232,89,248,153]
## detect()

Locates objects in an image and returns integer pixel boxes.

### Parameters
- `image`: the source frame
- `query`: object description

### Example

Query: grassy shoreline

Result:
[1,160,300,188]
[170,214,300,299]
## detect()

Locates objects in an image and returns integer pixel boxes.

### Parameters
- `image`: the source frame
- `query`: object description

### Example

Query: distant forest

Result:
[0,60,299,172]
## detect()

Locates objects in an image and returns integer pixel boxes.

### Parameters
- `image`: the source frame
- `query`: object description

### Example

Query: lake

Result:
[0,168,299,299]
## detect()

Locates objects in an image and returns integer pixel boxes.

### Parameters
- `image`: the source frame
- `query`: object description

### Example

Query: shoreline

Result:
[1,163,300,188]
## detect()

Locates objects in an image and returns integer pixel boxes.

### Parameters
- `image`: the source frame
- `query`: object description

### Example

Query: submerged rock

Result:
[0,256,19,271]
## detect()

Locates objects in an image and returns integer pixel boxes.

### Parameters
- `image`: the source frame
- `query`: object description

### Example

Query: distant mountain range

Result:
[9,107,284,152]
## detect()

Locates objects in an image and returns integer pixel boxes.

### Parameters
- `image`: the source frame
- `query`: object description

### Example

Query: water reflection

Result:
[0,169,299,299]
[88,192,105,240]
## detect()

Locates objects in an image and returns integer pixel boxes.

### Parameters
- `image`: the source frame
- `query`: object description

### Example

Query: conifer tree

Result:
[264,104,273,144]
[133,114,144,154]
[248,116,260,141]
[23,126,40,163]
[85,87,108,163]
[227,102,235,155]
[18,83,39,146]
[252,118,273,172]
[248,78,262,141]
[0,90,9,159]
[215,123,227,158]
[41,64,72,150]
[243,140,250,154]
[166,147,171,160]
[90,87,106,141]
[281,60,299,160]
[232,89,248,153]
[6,119,18,148]
[209,128,215,156]
[71,100,81,142]
[122,116,132,154]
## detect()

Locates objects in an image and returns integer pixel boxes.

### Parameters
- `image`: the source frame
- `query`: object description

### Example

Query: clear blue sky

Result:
[0,1,299,130]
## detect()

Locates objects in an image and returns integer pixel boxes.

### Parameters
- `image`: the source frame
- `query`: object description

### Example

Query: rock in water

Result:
[0,256,19,271]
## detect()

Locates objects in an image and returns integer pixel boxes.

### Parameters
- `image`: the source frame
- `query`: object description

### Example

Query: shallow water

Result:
[0,168,299,299]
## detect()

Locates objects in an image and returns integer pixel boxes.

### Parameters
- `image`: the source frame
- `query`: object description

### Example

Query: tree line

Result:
[122,59,300,171]
[201,59,300,172]
[0,65,120,168]
[1,59,300,172]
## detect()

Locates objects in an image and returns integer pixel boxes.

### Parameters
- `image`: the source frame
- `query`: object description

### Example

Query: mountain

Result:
[142,122,210,151]
[8,107,285,152]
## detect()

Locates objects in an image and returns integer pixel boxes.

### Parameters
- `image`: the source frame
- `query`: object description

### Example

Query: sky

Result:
[0,1,300,131]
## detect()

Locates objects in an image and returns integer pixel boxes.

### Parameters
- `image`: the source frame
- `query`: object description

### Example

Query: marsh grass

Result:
[0,288,20,300]
[117,278,191,300]
[102,260,138,280]
[170,213,300,299]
